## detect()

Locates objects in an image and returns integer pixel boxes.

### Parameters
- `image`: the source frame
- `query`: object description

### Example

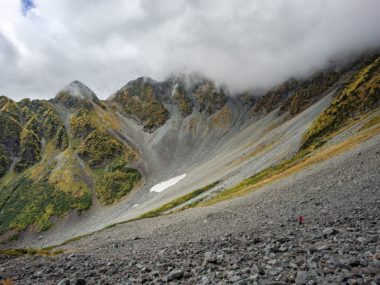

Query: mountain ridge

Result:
[0,51,379,244]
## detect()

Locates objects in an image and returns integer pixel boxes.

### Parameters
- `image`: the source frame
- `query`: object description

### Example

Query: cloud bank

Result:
[1,0,380,100]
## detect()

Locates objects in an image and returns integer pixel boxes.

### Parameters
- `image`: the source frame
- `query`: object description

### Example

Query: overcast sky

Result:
[1,0,380,100]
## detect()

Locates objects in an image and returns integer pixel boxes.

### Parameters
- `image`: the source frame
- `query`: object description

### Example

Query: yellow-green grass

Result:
[361,113,380,130]
[200,122,380,206]
[138,181,220,219]
[51,181,221,247]
[301,56,380,149]
[0,247,63,257]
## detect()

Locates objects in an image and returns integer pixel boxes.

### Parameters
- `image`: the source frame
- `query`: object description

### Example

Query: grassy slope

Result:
[201,120,380,206]
[0,101,142,239]
[0,100,92,237]
[70,108,142,205]
[137,181,220,219]
[302,56,380,149]
[200,56,380,206]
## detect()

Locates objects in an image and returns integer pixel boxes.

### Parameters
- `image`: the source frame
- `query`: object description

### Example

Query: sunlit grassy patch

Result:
[0,247,63,257]
[138,181,220,219]
[201,123,380,206]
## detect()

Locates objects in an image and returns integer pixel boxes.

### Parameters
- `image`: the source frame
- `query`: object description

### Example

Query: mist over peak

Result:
[1,0,380,100]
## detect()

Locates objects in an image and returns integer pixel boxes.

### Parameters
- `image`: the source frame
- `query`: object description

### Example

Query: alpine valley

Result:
[0,51,380,284]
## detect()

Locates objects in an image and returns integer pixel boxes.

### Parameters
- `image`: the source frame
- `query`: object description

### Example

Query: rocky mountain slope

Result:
[1,114,379,284]
[0,51,379,247]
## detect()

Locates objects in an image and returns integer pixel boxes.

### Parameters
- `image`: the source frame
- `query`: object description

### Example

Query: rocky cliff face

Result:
[0,52,379,242]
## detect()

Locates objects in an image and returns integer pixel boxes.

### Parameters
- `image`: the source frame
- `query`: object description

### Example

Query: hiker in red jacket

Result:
[298,215,304,225]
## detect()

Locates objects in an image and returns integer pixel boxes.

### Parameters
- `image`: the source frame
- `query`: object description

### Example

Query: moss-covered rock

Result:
[77,130,124,168]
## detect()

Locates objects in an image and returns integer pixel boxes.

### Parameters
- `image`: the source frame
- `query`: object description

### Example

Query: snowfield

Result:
[150,174,187,193]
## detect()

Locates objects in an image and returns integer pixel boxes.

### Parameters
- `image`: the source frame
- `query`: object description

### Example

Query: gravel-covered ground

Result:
[1,134,379,284]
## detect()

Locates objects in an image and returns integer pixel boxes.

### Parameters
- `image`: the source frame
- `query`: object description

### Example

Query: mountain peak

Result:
[59,81,98,101]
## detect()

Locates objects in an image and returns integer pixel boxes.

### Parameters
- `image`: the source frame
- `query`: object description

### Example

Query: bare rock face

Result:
[109,75,229,132]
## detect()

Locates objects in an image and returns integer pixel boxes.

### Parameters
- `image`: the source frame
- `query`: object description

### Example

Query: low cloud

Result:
[1,0,380,100]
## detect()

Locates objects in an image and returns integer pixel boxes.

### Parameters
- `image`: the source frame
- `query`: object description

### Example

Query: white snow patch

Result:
[150,174,187,193]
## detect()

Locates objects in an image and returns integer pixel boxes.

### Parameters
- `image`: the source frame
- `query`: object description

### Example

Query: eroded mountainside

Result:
[0,52,379,243]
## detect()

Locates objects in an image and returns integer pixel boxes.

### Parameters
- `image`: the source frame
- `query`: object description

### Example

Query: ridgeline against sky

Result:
[1,0,380,100]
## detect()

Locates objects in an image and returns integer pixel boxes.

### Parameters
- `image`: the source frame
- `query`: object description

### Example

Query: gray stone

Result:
[317,244,331,251]
[201,276,211,284]
[229,275,242,283]
[374,274,380,285]
[203,252,217,265]
[57,279,70,285]
[166,269,184,281]
[295,271,309,285]
[322,227,336,237]
[75,279,86,285]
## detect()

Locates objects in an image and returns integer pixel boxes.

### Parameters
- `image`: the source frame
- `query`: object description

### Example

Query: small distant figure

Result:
[298,215,304,225]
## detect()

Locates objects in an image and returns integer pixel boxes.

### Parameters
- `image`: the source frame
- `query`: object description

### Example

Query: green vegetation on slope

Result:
[280,70,340,115]
[70,109,97,139]
[0,99,69,174]
[173,86,193,117]
[95,158,141,205]
[77,130,124,168]
[0,99,90,237]
[192,56,380,207]
[0,91,143,237]
[302,56,380,149]
[14,125,42,172]
[54,126,69,150]
[361,113,380,130]
[0,112,22,156]
[113,79,169,131]
[0,247,63,257]
[253,69,340,116]
[138,181,220,219]
[0,176,91,234]
[201,120,380,206]
[69,107,142,205]
[194,81,227,115]
[54,91,93,110]
[0,145,11,177]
